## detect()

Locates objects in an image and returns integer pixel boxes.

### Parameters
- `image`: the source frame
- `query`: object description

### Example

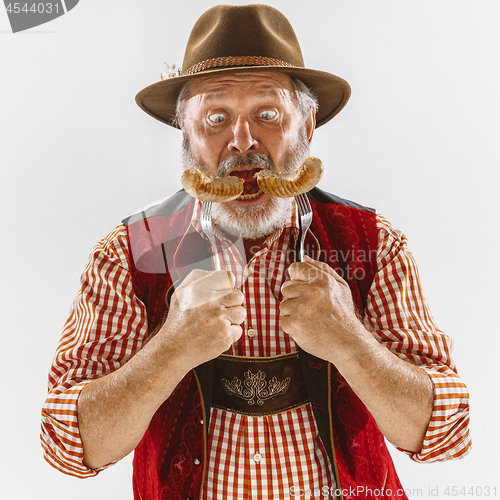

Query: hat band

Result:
[183,56,296,76]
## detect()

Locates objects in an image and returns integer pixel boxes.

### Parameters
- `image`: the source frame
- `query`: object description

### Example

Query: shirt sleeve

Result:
[40,224,149,477]
[363,214,471,462]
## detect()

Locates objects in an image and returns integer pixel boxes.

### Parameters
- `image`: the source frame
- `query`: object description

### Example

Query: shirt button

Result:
[194,458,201,465]
[253,453,262,463]
[247,328,257,338]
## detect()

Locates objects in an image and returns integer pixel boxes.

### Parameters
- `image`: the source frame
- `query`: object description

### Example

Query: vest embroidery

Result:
[222,370,291,406]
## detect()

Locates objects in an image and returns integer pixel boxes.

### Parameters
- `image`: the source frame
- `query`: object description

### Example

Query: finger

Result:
[195,286,235,307]
[279,297,292,316]
[219,289,245,308]
[176,268,210,290]
[225,304,247,326]
[229,324,243,344]
[304,255,350,287]
[287,262,321,282]
[174,275,234,311]
[281,281,310,300]
[197,270,236,291]
[279,313,294,337]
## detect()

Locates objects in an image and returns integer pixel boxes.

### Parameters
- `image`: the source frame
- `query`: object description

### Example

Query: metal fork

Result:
[295,193,313,262]
[200,201,222,270]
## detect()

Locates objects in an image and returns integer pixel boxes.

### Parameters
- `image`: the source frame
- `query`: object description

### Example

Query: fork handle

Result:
[211,247,222,271]
[295,228,305,262]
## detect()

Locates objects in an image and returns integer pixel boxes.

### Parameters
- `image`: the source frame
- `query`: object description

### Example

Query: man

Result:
[41,5,470,499]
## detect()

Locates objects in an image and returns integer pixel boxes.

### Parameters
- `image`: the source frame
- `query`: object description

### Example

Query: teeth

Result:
[238,189,263,200]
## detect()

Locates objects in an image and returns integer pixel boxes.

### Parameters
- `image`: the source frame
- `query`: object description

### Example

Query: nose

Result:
[227,116,259,153]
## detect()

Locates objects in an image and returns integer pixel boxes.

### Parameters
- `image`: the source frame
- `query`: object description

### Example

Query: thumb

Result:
[176,268,210,290]
[304,255,349,287]
[202,270,236,291]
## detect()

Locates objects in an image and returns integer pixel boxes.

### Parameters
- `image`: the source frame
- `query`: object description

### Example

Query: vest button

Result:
[194,458,201,465]
[247,328,257,338]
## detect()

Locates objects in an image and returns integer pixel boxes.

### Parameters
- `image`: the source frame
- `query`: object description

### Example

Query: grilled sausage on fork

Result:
[181,156,323,201]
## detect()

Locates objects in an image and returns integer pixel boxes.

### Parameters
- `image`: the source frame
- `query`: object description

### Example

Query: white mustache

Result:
[217,153,276,177]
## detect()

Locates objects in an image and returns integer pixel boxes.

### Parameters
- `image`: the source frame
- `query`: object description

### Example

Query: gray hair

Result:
[174,74,318,128]
[289,75,318,122]
[173,80,193,129]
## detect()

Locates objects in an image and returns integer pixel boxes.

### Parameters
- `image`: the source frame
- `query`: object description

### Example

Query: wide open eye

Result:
[259,110,277,120]
[208,113,226,123]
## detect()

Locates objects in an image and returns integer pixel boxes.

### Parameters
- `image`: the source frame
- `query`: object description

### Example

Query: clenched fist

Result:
[280,256,362,361]
[158,269,246,372]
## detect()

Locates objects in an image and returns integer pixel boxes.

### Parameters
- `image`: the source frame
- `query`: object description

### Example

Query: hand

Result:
[280,256,362,361]
[159,269,246,372]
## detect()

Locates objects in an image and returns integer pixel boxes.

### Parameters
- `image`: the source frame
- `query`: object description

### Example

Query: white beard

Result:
[211,196,294,240]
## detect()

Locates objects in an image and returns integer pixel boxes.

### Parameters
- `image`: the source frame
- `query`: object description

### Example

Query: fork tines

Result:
[295,193,313,263]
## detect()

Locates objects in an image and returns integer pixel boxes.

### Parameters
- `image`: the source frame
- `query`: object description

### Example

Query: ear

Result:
[305,108,316,143]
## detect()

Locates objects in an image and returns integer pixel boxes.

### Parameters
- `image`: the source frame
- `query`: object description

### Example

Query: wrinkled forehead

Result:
[188,71,295,103]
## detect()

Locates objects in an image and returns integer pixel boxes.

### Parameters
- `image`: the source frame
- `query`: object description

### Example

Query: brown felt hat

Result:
[135,4,351,128]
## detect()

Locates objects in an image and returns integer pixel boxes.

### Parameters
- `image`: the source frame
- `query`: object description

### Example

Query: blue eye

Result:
[259,110,277,120]
[209,113,226,123]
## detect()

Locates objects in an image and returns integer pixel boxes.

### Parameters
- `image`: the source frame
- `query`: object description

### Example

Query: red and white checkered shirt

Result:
[41,199,471,497]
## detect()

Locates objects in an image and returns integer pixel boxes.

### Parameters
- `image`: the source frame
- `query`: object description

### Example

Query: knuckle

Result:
[288,262,300,276]
[232,325,243,339]
[231,289,244,302]
[281,282,295,297]
[281,317,293,335]
[280,315,288,329]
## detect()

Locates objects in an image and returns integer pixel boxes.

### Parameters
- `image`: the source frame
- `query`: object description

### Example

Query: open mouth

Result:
[228,167,264,200]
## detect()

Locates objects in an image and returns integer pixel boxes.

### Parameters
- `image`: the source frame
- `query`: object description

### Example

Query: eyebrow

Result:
[203,87,284,103]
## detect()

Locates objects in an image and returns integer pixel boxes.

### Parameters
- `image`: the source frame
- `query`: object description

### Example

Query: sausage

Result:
[255,156,323,197]
[181,156,323,201]
[181,168,244,202]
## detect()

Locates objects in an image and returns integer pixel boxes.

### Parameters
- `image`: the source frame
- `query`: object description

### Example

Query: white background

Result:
[1,1,498,498]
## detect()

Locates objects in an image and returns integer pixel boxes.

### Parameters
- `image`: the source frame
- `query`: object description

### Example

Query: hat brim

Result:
[135,66,351,129]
